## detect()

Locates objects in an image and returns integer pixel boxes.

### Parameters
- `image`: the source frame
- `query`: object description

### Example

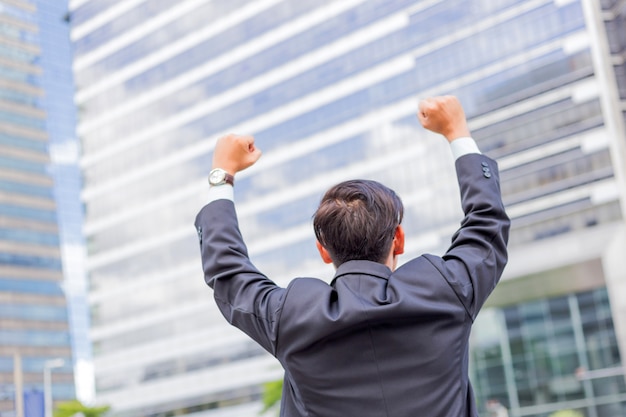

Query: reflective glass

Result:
[0,278,63,295]
[0,304,68,321]
[0,204,57,222]
[472,288,626,416]
[0,329,71,346]
[0,227,60,245]
[71,0,118,26]
[0,180,53,198]
[0,156,48,174]
[75,0,324,90]
[82,25,591,189]
[0,3,37,24]
[0,356,73,373]
[73,0,184,55]
[96,341,265,392]
[0,253,62,270]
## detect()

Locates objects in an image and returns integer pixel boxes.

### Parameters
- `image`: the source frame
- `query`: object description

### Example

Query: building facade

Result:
[70,0,626,416]
[0,0,76,413]
[36,0,93,404]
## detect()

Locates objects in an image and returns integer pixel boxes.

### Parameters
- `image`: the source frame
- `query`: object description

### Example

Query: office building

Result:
[70,0,626,416]
[36,0,93,403]
[0,0,76,413]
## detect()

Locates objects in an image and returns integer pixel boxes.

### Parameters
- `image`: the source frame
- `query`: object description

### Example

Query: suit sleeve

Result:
[428,153,510,320]
[194,199,285,355]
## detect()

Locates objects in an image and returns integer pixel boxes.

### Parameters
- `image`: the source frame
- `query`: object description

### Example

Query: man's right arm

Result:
[437,152,510,319]
[418,97,510,319]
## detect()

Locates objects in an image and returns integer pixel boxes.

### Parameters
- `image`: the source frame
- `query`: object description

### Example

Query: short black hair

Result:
[313,180,403,267]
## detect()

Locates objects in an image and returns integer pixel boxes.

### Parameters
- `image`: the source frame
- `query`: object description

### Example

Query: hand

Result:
[417,96,471,143]
[212,134,262,175]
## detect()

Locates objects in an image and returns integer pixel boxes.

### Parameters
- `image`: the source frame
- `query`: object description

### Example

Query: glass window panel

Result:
[0,304,68,321]
[472,288,625,415]
[0,278,64,295]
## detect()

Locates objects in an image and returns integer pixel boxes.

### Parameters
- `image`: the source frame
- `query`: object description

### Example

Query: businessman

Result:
[195,96,510,417]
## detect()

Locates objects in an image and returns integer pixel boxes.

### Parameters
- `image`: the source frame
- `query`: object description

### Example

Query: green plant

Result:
[548,410,585,417]
[260,379,283,415]
[54,400,111,417]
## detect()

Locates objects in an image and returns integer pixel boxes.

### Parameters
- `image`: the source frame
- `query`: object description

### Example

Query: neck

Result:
[384,252,397,271]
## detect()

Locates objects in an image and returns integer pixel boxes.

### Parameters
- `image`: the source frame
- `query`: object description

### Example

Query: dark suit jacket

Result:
[195,153,510,417]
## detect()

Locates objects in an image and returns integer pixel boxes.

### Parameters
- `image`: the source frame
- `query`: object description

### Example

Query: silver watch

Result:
[208,168,234,186]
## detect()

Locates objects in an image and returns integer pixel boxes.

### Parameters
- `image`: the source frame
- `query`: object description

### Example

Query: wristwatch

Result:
[208,168,234,186]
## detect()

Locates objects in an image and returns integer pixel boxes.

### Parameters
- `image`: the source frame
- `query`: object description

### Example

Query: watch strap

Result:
[223,172,235,186]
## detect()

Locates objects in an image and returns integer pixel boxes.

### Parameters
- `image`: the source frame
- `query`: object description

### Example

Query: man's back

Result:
[194,97,510,417]
[277,258,474,417]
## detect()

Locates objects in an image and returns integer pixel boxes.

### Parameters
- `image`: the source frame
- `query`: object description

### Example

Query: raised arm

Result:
[195,134,285,354]
[418,96,510,319]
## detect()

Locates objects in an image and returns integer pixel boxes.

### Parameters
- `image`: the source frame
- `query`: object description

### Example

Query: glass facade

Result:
[0,0,76,412]
[36,0,93,403]
[472,288,626,417]
[70,0,626,416]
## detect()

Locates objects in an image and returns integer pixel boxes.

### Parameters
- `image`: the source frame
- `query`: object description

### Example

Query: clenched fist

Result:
[212,134,262,175]
[418,96,471,143]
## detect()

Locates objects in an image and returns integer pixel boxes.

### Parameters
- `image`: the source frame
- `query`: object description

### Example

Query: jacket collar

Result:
[331,260,392,286]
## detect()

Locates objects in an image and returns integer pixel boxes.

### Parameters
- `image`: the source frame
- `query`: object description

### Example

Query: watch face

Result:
[209,169,226,185]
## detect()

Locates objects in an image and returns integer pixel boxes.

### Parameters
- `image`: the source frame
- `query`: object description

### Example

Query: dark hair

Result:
[313,179,404,267]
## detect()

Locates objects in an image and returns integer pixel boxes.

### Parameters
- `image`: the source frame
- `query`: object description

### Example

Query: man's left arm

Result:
[195,196,284,355]
[195,134,285,355]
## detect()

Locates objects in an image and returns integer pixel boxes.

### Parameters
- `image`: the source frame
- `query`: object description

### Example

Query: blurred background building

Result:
[0,0,80,414]
[69,0,626,416]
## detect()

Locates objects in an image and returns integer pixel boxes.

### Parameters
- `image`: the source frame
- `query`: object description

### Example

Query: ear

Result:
[316,241,333,264]
[393,225,405,256]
